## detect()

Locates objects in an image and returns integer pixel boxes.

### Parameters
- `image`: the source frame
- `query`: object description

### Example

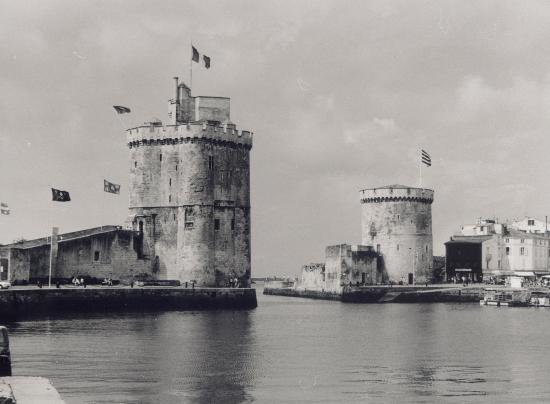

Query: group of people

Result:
[227,277,240,288]
[71,276,86,287]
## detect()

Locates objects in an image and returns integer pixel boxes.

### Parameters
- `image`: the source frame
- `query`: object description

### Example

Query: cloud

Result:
[343,118,399,144]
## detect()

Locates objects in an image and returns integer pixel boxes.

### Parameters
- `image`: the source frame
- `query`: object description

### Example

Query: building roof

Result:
[360,184,434,192]
[445,235,493,245]
[1,225,130,250]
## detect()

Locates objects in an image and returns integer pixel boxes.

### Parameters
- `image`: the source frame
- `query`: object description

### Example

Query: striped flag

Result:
[104,179,120,194]
[0,202,9,215]
[192,46,200,62]
[421,149,431,167]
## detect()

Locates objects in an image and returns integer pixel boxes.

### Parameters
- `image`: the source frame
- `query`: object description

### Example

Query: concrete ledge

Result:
[0,287,257,319]
[0,377,64,404]
[264,286,483,303]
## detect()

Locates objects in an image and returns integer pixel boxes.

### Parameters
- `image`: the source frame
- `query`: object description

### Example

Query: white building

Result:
[509,217,549,235]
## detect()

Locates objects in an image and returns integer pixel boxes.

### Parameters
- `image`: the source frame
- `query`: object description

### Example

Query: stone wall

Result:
[127,116,252,287]
[360,186,434,283]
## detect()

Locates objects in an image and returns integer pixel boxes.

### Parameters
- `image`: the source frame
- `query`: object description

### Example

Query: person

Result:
[80,277,85,288]
[56,281,61,289]
[37,280,42,289]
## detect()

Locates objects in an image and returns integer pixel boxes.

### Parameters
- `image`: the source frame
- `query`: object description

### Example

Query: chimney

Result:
[173,77,179,103]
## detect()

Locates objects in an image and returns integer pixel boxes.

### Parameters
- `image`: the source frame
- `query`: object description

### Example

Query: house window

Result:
[506,247,510,255]
[168,195,171,202]
[169,178,171,187]
[94,251,100,261]
[175,164,178,172]
[520,247,525,256]
[376,244,380,253]
[521,239,525,243]
[397,244,399,251]
[184,208,194,230]
[528,219,535,226]
[134,161,137,168]
[505,238,509,243]
[160,153,162,162]
[214,219,220,230]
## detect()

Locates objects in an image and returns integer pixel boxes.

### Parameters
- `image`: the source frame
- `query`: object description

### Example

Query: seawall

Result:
[264,286,483,303]
[0,377,65,404]
[0,287,257,319]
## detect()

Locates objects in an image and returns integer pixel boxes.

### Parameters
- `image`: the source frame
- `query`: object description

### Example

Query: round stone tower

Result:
[360,185,434,284]
[126,78,252,287]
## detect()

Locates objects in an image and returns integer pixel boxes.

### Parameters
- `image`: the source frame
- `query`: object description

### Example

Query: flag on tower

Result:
[203,54,211,69]
[113,105,131,114]
[51,188,71,202]
[421,149,431,167]
[104,179,120,194]
[192,46,200,62]
[0,202,9,215]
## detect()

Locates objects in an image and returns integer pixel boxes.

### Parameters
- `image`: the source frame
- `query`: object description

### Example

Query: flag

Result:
[52,188,71,202]
[421,149,431,167]
[0,202,9,215]
[113,105,131,114]
[192,46,200,62]
[203,55,211,69]
[104,179,121,194]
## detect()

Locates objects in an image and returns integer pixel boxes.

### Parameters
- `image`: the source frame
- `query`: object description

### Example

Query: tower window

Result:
[208,156,214,171]
[169,195,171,202]
[214,219,220,230]
[160,153,162,161]
[175,164,178,172]
[134,161,137,168]
[169,178,172,187]
[94,251,100,261]
[231,219,235,230]
[397,244,399,251]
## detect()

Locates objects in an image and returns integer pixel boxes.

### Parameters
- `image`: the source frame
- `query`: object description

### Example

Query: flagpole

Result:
[419,148,422,188]
[190,40,193,92]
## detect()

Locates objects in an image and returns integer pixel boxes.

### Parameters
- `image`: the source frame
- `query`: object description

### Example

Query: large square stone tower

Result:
[126,78,253,287]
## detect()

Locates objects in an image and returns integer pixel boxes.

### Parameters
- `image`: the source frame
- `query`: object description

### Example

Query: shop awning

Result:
[455,268,472,272]
[512,271,536,277]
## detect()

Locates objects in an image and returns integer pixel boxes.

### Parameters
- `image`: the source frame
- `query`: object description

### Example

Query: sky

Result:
[2,0,550,277]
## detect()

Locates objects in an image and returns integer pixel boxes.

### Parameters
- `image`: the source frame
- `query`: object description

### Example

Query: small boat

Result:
[480,288,530,307]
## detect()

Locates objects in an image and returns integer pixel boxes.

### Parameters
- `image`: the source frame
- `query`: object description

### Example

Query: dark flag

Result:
[203,55,211,69]
[0,202,9,215]
[113,105,131,114]
[192,46,200,62]
[421,149,432,167]
[52,188,71,202]
[104,179,121,194]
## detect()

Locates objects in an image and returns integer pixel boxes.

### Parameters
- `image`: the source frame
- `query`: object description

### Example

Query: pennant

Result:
[421,149,431,167]
[203,55,211,69]
[192,46,200,62]
[0,202,9,215]
[113,105,131,114]
[104,179,121,194]
[52,188,71,202]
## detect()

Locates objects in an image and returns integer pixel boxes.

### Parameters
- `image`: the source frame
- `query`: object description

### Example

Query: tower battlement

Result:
[360,186,434,204]
[127,122,253,149]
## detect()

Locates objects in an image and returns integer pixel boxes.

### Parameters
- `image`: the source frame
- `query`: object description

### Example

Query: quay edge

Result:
[0,287,257,319]
[263,286,483,303]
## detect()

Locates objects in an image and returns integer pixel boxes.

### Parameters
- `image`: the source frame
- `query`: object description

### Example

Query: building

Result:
[297,244,380,293]
[360,185,434,284]
[445,218,550,281]
[126,78,253,287]
[0,77,252,287]
[0,226,150,284]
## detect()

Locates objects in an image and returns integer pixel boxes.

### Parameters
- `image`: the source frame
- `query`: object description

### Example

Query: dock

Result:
[0,286,257,319]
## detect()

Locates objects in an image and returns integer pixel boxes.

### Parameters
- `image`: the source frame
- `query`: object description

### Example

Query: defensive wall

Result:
[0,287,257,319]
[360,185,434,283]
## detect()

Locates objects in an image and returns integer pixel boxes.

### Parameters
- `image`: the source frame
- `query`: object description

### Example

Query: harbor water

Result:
[6,287,550,403]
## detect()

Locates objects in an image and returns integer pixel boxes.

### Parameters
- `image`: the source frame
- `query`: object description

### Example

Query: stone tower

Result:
[360,185,434,283]
[126,78,252,287]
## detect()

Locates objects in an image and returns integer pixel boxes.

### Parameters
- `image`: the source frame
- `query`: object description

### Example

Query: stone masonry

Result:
[126,79,253,287]
[360,185,434,283]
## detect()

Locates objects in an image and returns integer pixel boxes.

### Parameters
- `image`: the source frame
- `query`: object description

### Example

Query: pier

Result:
[0,286,257,319]
[263,285,484,303]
